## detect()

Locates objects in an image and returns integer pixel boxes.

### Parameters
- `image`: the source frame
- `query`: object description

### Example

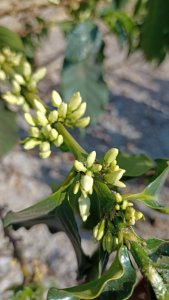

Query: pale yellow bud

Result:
[78,195,90,222]
[40,150,51,159]
[121,200,128,210]
[36,111,48,126]
[23,62,32,78]
[92,164,102,172]
[49,128,58,141]
[103,231,113,253]
[16,96,25,105]
[74,160,86,173]
[33,99,46,114]
[104,148,119,165]
[29,127,40,138]
[58,102,67,119]
[48,110,58,124]
[3,93,19,104]
[104,169,125,185]
[86,151,96,168]
[73,182,80,194]
[115,204,120,211]
[42,124,52,138]
[68,92,82,111]
[32,67,46,82]
[22,103,30,112]
[93,219,105,241]
[23,138,40,150]
[51,90,62,107]
[70,102,86,120]
[114,181,126,188]
[14,74,25,85]
[53,134,63,147]
[115,193,123,203]
[80,175,93,193]
[76,117,90,128]
[24,113,36,126]
[0,70,6,80]
[40,141,50,153]
[12,80,21,93]
[135,211,144,221]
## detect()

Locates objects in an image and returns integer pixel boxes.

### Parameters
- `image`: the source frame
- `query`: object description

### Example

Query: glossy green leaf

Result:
[47,247,125,300]
[61,22,109,122]
[99,247,137,300]
[141,0,169,62]
[0,26,24,52]
[0,103,18,157]
[117,152,153,177]
[130,241,169,300]
[123,165,169,214]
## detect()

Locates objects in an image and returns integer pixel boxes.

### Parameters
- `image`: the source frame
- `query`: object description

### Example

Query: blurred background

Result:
[0,0,169,299]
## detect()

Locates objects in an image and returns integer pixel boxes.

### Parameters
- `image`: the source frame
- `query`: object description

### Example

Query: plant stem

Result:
[56,122,87,159]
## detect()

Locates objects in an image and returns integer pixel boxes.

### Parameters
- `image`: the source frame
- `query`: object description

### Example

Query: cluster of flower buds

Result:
[114,192,144,226]
[93,218,119,254]
[51,91,90,129]
[101,148,126,188]
[23,98,63,158]
[73,151,102,221]
[0,47,46,112]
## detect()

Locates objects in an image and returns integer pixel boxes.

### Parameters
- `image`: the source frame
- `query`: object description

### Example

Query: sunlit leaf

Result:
[0,26,24,52]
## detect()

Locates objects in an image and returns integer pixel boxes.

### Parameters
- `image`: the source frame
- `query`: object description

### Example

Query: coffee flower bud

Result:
[104,169,125,185]
[75,117,90,128]
[42,124,52,138]
[78,195,90,222]
[29,127,40,138]
[121,200,128,210]
[86,151,96,168]
[102,231,113,253]
[53,134,63,147]
[36,111,48,126]
[80,174,93,193]
[104,148,119,165]
[40,141,50,153]
[40,150,51,159]
[32,67,46,82]
[48,110,58,124]
[3,93,19,105]
[14,74,25,85]
[58,102,67,119]
[24,113,36,126]
[33,99,46,114]
[73,182,80,195]
[115,193,123,203]
[12,80,21,93]
[23,62,32,78]
[92,164,102,172]
[68,92,82,111]
[71,102,86,120]
[135,210,144,221]
[49,128,58,141]
[74,160,86,173]
[51,90,62,107]
[93,219,105,241]
[23,138,40,150]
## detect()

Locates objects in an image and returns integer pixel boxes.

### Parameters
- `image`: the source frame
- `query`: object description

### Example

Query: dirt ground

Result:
[0,5,169,299]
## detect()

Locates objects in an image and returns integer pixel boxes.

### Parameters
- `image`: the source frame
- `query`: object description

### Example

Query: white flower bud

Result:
[115,193,123,203]
[33,99,46,114]
[29,127,40,138]
[104,169,125,185]
[68,92,82,111]
[36,111,48,126]
[40,141,50,153]
[78,195,90,222]
[0,70,6,80]
[48,110,58,124]
[80,175,93,193]
[3,93,19,104]
[58,102,67,119]
[49,128,58,141]
[12,80,21,93]
[22,102,30,112]
[114,181,126,188]
[92,164,102,172]
[135,211,144,221]
[70,102,86,120]
[42,124,52,138]
[17,96,25,105]
[51,90,62,107]
[23,138,40,150]
[53,134,63,147]
[40,150,51,159]
[32,67,46,82]
[74,160,86,172]
[121,200,128,210]
[75,117,90,128]
[73,182,80,194]
[23,62,32,78]
[24,113,36,126]
[104,148,119,165]
[14,74,25,85]
[86,151,96,168]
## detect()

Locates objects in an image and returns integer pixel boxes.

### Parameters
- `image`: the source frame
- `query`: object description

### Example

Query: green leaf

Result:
[47,247,125,300]
[0,26,24,52]
[61,22,109,122]
[65,21,102,63]
[117,152,153,177]
[130,241,169,300]
[141,0,169,62]
[99,247,137,300]
[0,102,18,157]
[123,165,169,214]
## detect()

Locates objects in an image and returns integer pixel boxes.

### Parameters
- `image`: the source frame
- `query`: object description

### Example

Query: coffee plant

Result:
[0,1,169,299]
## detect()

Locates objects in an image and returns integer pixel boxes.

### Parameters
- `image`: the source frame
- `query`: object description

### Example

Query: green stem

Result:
[56,122,87,159]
